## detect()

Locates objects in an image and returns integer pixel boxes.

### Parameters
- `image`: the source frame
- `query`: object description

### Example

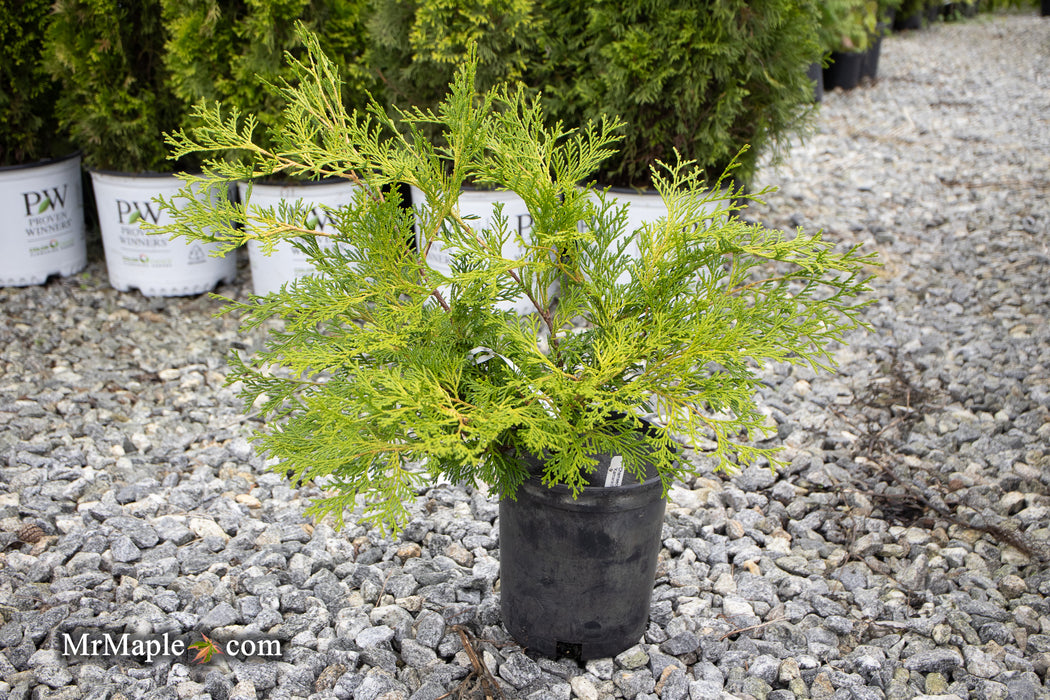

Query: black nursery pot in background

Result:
[861,35,883,82]
[893,11,924,30]
[824,51,866,91]
[499,450,668,660]
[808,61,825,102]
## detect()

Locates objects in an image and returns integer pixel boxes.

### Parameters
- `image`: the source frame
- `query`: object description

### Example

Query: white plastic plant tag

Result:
[604,455,625,487]
[470,346,557,418]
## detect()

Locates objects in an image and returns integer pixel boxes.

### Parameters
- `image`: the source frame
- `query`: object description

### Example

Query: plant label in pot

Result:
[238,180,359,296]
[90,172,237,296]
[0,153,87,287]
[409,185,556,315]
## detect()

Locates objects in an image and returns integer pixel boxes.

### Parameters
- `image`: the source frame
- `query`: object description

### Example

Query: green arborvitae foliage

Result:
[877,0,904,24]
[0,0,66,165]
[163,0,375,157]
[531,0,824,190]
[44,0,187,172]
[817,0,879,53]
[156,25,877,532]
[366,0,544,112]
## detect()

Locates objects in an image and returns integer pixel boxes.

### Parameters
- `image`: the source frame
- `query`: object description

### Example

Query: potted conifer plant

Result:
[0,0,87,287]
[158,27,876,660]
[531,0,824,260]
[164,0,374,296]
[861,0,902,81]
[894,0,928,28]
[44,0,235,296]
[820,0,879,90]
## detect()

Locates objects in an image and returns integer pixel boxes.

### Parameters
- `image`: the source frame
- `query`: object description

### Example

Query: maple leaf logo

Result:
[188,634,223,664]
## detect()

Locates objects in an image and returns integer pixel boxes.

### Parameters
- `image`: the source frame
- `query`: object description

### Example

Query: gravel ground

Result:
[2,12,1050,700]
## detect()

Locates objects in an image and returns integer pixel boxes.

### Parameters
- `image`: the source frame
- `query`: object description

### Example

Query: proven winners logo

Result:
[22,185,75,241]
[23,186,69,217]
[62,631,281,665]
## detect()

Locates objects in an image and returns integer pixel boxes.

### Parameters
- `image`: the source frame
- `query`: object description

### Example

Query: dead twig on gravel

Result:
[824,347,1050,563]
[860,454,1049,562]
[438,625,505,700]
[719,617,787,641]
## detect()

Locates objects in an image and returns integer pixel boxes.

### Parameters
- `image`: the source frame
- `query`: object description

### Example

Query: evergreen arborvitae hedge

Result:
[366,0,545,113]
[163,0,375,155]
[45,0,186,172]
[532,1,824,189]
[0,0,65,165]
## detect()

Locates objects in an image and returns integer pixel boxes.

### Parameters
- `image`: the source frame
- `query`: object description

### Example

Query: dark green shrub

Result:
[44,0,186,172]
[366,0,545,113]
[898,0,927,18]
[163,0,375,154]
[532,1,824,189]
[0,0,67,165]
[878,0,905,24]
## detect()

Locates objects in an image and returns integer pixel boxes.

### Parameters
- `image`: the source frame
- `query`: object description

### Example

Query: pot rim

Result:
[89,168,181,179]
[0,150,82,174]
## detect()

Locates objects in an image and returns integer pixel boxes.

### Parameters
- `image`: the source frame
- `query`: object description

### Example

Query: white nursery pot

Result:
[0,153,87,286]
[604,189,672,262]
[90,171,237,296]
[591,187,731,284]
[409,185,549,315]
[605,186,732,253]
[238,180,358,296]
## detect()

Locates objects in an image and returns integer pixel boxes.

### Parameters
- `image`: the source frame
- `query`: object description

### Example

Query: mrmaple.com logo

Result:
[62,631,281,665]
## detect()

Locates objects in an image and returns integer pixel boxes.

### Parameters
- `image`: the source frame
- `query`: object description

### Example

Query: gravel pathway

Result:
[2,12,1049,700]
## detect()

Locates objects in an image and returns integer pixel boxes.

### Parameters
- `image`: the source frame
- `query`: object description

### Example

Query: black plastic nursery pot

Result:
[807,61,824,103]
[824,51,865,91]
[499,449,667,661]
[860,37,883,82]
[893,12,924,30]
[943,1,979,18]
